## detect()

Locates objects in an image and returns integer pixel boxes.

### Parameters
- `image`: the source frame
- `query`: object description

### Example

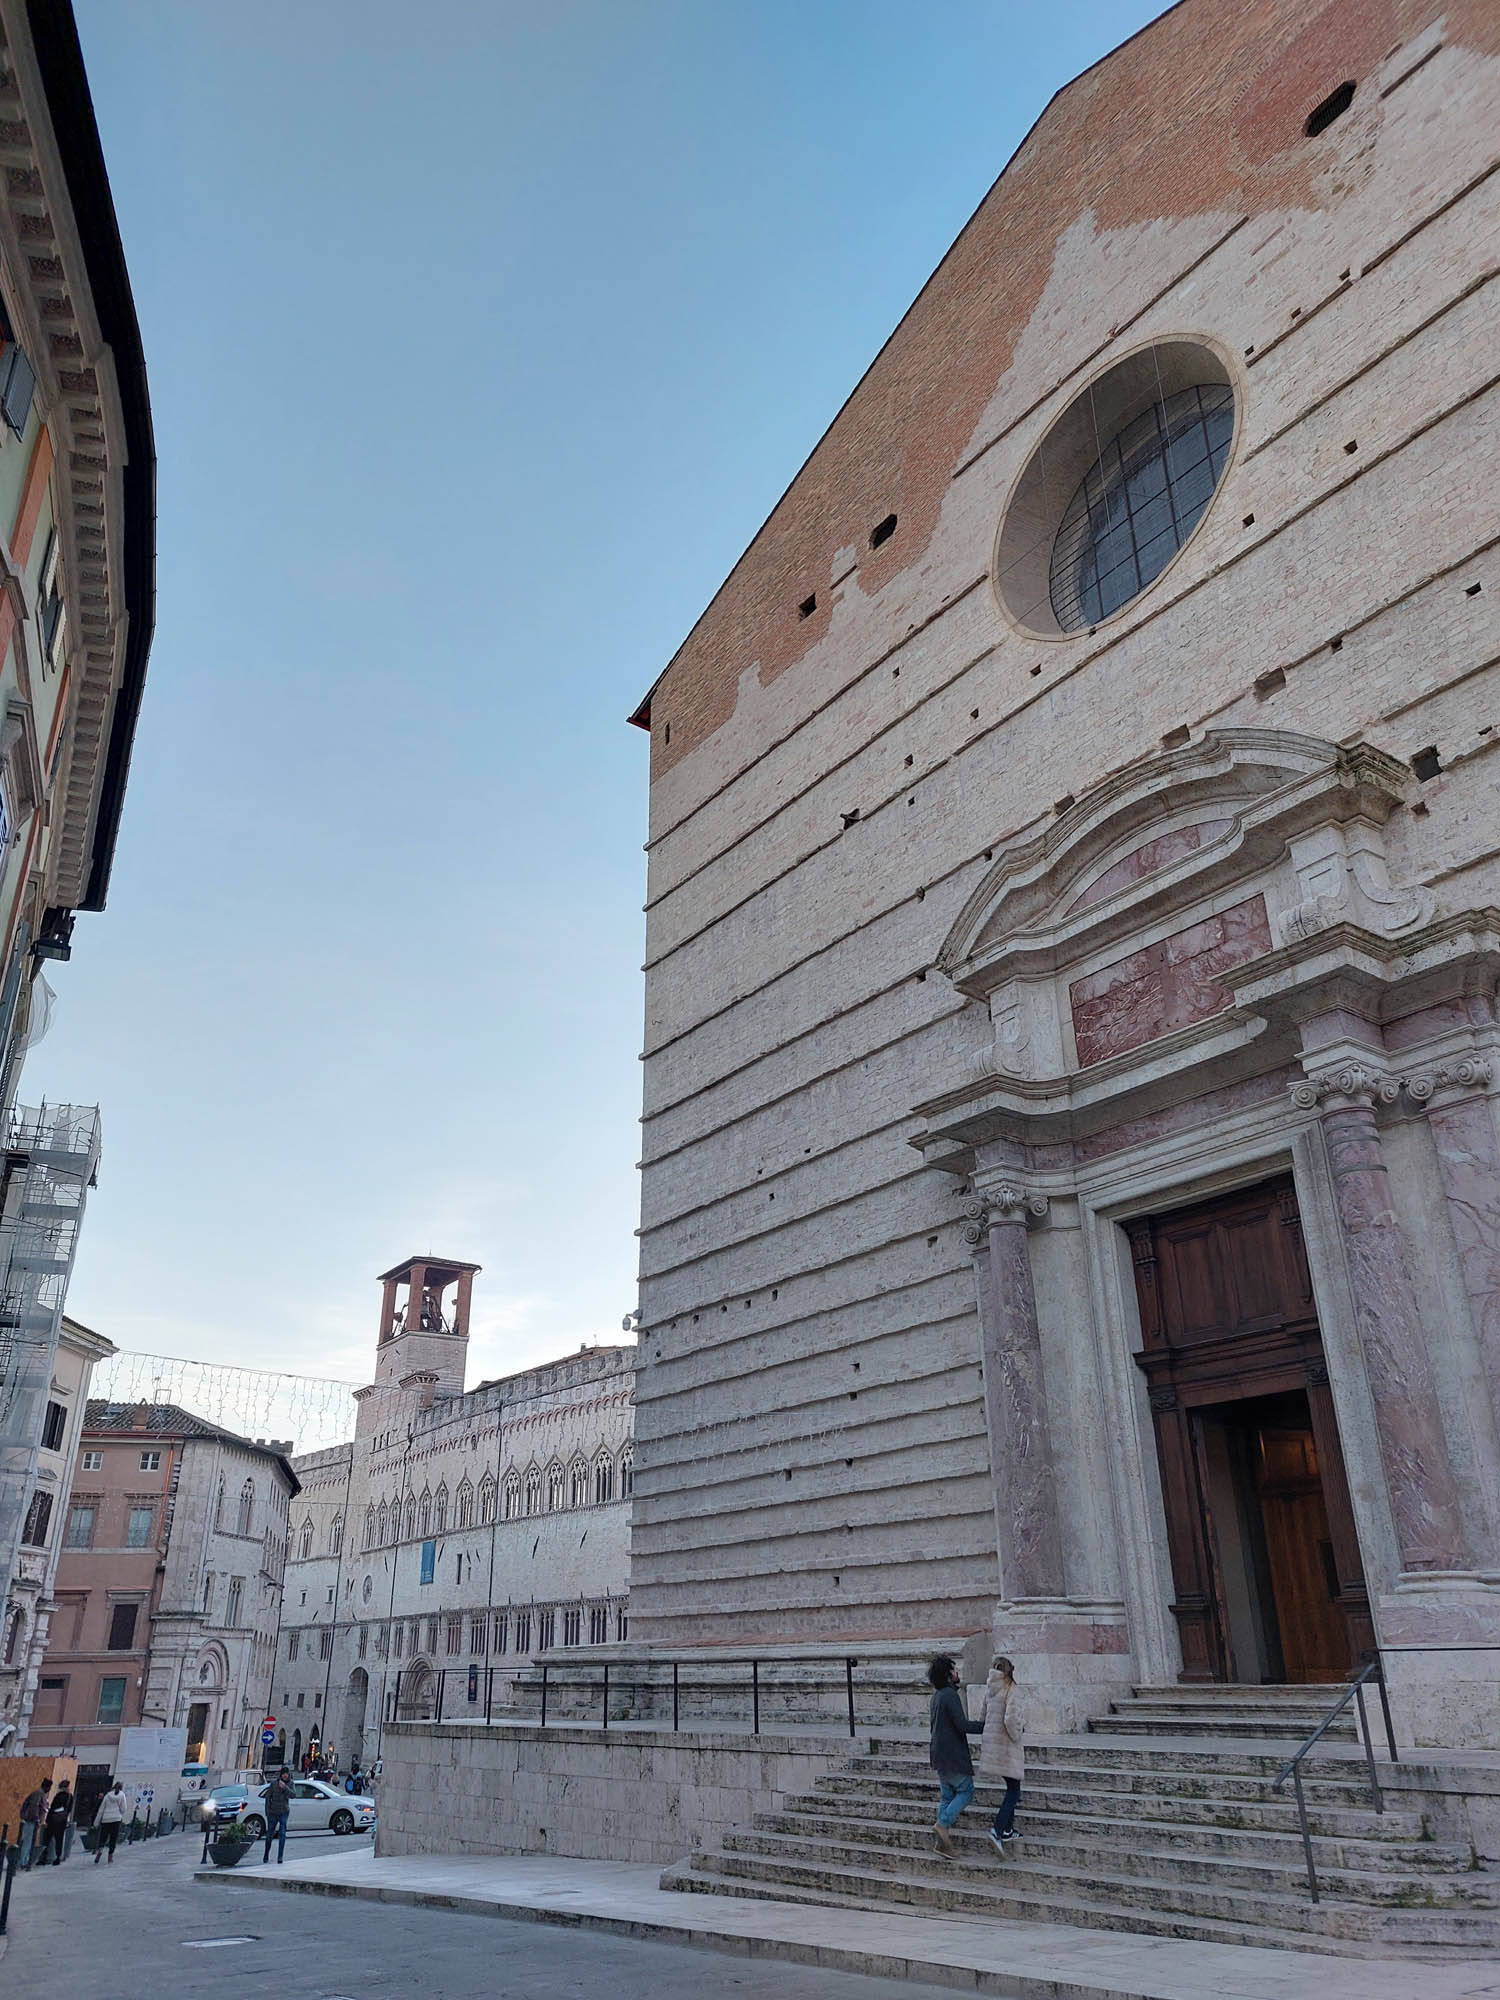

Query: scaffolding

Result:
[0,1101,100,1602]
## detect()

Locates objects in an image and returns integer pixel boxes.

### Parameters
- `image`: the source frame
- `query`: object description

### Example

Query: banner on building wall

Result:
[420,1539,435,1584]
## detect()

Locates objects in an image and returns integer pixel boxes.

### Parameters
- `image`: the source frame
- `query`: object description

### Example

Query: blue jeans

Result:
[263,1812,289,1863]
[18,1822,37,1867]
[991,1778,1021,1837]
[936,1774,974,1827]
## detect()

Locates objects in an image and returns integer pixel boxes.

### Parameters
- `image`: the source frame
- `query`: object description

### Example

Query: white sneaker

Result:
[987,1829,1006,1857]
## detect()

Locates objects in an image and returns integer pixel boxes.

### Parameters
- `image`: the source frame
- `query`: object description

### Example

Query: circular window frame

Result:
[991,334,1244,642]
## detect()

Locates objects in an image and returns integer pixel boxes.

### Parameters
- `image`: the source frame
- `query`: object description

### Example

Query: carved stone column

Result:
[1413,1061,1500,1430]
[1295,1069,1468,1572]
[964,1188,1065,1599]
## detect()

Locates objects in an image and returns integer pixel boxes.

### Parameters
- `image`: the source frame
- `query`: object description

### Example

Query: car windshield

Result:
[208,1787,247,1804]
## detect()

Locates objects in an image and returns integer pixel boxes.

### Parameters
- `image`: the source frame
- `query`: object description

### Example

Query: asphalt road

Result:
[0,1821,960,1999]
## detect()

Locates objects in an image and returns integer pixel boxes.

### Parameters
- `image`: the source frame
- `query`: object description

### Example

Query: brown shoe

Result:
[933,1824,955,1857]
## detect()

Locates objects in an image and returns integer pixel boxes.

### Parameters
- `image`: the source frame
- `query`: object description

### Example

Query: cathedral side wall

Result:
[630,16,1500,1655]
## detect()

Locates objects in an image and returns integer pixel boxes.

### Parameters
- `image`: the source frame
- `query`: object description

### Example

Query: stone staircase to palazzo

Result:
[660,1685,1500,1958]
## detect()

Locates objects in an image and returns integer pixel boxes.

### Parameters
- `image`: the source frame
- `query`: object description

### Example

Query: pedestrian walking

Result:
[262,1766,294,1864]
[18,1778,50,1868]
[927,1655,983,1856]
[40,1779,72,1864]
[978,1656,1025,1858]
[92,1781,128,1864]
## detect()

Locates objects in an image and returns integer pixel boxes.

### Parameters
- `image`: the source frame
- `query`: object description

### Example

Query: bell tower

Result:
[372,1253,479,1398]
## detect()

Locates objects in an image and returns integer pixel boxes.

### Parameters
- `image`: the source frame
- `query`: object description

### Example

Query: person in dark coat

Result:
[40,1780,72,1864]
[927,1655,983,1856]
[262,1766,295,1864]
[19,1778,50,1868]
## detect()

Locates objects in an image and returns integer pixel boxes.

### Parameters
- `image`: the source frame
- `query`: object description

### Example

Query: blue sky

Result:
[29,1,1161,1395]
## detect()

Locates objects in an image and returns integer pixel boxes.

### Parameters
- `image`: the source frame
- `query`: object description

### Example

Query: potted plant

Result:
[207,1821,257,1869]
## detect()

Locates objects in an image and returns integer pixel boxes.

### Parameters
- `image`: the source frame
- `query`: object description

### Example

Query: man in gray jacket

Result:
[927,1655,983,1856]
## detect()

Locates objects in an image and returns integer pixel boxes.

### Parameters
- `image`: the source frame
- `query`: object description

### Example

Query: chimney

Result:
[133,1401,150,1432]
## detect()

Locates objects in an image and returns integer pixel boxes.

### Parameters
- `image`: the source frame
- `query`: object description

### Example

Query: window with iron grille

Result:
[537,1609,555,1650]
[515,1610,531,1655]
[445,1617,462,1655]
[358,1624,368,1659]
[492,1611,508,1655]
[287,1629,300,1661]
[226,1578,243,1625]
[616,1605,629,1642]
[470,1615,486,1653]
[589,1604,609,1645]
[426,1617,439,1654]
[1048,383,1234,632]
[319,1628,334,1660]
[562,1607,581,1646]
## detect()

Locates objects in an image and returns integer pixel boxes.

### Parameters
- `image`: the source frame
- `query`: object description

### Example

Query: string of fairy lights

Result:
[90,1349,362,1455]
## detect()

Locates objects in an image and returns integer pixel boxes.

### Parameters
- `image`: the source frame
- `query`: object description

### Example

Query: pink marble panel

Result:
[1069,893,1271,1068]
[1067,819,1233,915]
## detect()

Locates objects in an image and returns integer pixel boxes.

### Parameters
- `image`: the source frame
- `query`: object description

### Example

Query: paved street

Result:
[0,1825,961,1999]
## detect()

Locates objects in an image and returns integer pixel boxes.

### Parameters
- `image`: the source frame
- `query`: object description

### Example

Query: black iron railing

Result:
[1271,1644,1500,1901]
[392,1653,863,1737]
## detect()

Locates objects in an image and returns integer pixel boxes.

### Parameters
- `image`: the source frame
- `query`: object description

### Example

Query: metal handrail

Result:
[396,1653,865,1737]
[1271,1658,1396,1903]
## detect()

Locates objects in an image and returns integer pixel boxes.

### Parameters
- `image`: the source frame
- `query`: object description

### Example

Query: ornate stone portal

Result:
[914,730,1500,1742]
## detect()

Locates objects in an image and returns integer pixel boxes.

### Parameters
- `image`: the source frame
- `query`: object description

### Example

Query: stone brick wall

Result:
[373,1720,866,1864]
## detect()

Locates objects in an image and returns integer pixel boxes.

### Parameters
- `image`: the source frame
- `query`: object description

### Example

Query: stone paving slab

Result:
[197,1846,1500,2000]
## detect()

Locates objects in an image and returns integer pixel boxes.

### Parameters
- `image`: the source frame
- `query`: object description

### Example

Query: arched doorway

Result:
[291,1726,302,1768]
[398,1659,435,1720]
[342,1667,369,1769]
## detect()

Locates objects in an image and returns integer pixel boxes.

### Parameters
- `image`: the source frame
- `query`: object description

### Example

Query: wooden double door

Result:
[1128,1176,1373,1683]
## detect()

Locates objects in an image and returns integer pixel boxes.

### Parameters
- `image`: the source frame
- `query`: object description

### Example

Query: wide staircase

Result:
[661,1685,1500,1958]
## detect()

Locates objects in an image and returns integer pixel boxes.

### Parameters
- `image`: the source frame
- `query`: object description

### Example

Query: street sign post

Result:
[260,1720,277,1747]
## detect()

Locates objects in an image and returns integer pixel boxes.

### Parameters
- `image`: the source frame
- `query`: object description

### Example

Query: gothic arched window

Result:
[619,1441,634,1498]
[434,1485,449,1534]
[404,1494,417,1540]
[298,1518,313,1561]
[593,1453,613,1505]
[547,1463,565,1512]
[237,1479,254,1536]
[524,1468,541,1517]
[330,1513,344,1556]
[456,1481,473,1529]
[479,1476,497,1525]
[418,1489,432,1538]
[569,1458,588,1508]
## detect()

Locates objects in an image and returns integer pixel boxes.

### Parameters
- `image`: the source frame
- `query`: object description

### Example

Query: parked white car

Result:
[201,1777,377,1838]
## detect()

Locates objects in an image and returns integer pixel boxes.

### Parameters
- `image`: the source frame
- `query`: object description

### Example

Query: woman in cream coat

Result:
[978,1655,1024,1856]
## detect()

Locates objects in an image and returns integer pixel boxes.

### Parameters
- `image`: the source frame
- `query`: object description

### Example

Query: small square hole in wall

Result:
[1053,794,1075,815]
[1329,635,1343,652]
[1161,725,1191,750]
[1466,582,1483,597]
[1243,513,1256,527]
[1244,344,1256,356]
[869,513,897,549]
[841,808,860,828]
[1254,666,1286,698]
[798,592,817,619]
[1411,745,1442,781]
[1029,664,1042,677]
[1339,267,1351,282]
[1343,439,1358,454]
[663,722,670,744]
[905,754,913,766]
[1290,305,1302,319]
[970,708,979,720]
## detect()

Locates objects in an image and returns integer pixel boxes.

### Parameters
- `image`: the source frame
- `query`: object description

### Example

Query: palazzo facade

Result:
[627,0,1500,1748]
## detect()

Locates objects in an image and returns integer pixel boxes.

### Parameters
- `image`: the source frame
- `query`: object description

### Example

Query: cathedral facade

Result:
[628,0,1500,1749]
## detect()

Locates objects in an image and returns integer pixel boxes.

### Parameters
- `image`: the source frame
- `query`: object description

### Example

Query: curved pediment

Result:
[938,730,1415,996]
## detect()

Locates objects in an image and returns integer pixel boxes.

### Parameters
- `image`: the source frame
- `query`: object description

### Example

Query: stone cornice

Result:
[0,7,152,910]
[1292,1056,1494,1113]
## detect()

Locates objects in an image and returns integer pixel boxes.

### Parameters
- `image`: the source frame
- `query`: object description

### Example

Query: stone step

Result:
[761,1801,1457,1872]
[1091,1711,1358,1741]
[1007,1781,1431,1840]
[821,1762,1401,1813]
[674,1843,1500,1947]
[722,1821,1493,1907]
[656,1862,1483,1962]
[1128,1683,1350,1701]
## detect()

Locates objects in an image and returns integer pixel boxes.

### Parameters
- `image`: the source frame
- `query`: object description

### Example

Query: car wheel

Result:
[331,1810,355,1835]
[243,1816,266,1840]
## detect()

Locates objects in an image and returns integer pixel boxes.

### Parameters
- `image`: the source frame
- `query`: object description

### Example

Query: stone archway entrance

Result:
[341,1667,368,1769]
[1128,1174,1373,1683]
[398,1660,435,1719]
